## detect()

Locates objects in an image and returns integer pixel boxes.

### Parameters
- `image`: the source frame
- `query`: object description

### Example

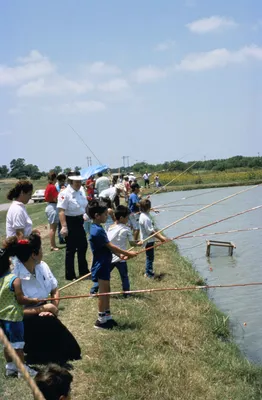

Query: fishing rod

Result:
[0,328,45,399]
[153,188,221,209]
[67,123,103,165]
[47,281,262,302]
[129,184,261,250]
[151,160,199,196]
[178,227,262,239]
[135,204,262,255]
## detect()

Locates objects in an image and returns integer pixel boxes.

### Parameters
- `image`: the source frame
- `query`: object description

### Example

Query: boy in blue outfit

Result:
[87,200,137,330]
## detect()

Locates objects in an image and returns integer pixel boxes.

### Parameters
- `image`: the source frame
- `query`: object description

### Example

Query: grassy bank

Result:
[0,178,46,205]
[1,207,262,399]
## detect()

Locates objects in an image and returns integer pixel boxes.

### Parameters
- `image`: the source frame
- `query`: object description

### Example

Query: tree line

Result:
[0,158,81,179]
[0,155,261,180]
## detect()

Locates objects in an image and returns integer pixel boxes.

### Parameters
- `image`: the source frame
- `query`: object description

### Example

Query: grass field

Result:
[0,178,47,205]
[1,205,262,399]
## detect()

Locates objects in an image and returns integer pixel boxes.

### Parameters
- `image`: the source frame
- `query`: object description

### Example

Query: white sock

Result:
[6,362,18,371]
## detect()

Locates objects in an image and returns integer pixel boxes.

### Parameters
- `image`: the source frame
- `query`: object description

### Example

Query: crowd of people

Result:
[0,169,168,399]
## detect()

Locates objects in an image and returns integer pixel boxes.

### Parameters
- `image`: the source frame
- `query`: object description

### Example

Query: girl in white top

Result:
[5,233,81,364]
[6,180,33,239]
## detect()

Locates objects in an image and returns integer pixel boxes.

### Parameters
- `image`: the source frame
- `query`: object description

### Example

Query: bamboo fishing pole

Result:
[44,281,262,302]
[178,227,262,239]
[135,204,262,255]
[0,328,45,400]
[153,188,220,209]
[129,184,261,250]
[60,272,91,291]
[151,160,199,196]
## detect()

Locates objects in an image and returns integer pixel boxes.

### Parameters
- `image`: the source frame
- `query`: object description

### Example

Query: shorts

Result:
[45,203,59,224]
[129,213,140,230]
[0,320,25,349]
[91,264,111,282]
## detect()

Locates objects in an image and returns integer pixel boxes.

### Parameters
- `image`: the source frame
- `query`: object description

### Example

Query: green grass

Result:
[1,207,262,399]
[0,178,46,205]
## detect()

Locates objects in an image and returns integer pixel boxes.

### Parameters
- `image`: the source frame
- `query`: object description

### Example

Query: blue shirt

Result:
[128,193,140,213]
[89,223,112,269]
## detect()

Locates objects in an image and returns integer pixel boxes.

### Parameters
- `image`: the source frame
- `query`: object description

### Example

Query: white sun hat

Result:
[68,175,83,181]
[115,183,126,191]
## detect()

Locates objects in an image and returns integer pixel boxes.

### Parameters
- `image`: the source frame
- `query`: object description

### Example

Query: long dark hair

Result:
[3,233,41,263]
[7,180,33,201]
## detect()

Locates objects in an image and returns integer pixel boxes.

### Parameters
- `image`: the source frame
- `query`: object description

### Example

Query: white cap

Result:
[68,175,83,181]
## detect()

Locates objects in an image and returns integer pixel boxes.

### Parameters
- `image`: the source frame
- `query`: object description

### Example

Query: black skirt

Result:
[23,315,81,365]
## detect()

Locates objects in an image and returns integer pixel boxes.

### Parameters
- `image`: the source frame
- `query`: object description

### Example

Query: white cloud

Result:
[85,62,121,75]
[58,101,106,114]
[186,16,238,34]
[177,45,262,71]
[17,50,46,64]
[154,40,176,52]
[17,77,94,97]
[0,51,55,86]
[132,66,167,83]
[98,78,129,92]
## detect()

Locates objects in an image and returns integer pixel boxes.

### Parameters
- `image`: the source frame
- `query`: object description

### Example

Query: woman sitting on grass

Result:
[3,233,81,365]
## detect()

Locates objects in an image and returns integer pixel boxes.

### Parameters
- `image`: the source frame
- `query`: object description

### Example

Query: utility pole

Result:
[122,156,126,168]
[126,156,129,168]
[86,157,92,166]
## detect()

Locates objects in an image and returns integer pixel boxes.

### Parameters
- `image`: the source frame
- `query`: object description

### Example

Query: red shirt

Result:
[45,184,58,203]
[86,178,95,201]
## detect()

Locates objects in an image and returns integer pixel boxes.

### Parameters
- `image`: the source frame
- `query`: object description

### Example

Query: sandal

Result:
[50,247,59,251]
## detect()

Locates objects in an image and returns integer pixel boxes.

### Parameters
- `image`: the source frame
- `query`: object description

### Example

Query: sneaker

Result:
[94,319,113,330]
[144,273,155,279]
[18,365,38,378]
[5,368,18,377]
[107,318,118,327]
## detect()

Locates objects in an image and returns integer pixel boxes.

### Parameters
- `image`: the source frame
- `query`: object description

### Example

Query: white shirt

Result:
[99,187,117,201]
[143,173,149,180]
[13,260,58,301]
[139,212,155,244]
[107,223,133,263]
[6,201,33,238]
[57,185,88,216]
[95,176,110,194]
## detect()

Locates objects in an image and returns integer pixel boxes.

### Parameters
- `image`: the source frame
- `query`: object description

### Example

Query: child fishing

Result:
[0,241,41,378]
[139,199,168,278]
[87,200,137,329]
[107,205,140,296]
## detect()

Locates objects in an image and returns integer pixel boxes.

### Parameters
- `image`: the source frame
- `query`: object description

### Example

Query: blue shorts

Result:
[91,264,110,282]
[0,320,25,349]
[45,203,59,224]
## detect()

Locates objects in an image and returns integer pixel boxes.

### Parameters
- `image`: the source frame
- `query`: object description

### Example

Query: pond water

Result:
[151,185,262,363]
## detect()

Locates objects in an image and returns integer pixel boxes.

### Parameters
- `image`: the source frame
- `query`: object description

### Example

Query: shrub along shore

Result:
[1,204,262,399]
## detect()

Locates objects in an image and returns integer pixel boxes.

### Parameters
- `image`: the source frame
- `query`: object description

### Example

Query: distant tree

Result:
[53,166,62,174]
[74,166,81,172]
[0,165,9,178]
[63,167,71,175]
[10,158,26,172]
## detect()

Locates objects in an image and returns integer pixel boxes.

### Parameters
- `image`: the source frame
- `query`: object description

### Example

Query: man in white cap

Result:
[57,173,89,280]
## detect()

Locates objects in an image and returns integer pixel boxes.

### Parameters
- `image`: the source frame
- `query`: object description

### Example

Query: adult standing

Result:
[6,233,81,364]
[143,171,150,188]
[57,175,89,280]
[45,171,59,251]
[6,180,33,239]
[86,175,95,201]
[95,172,110,196]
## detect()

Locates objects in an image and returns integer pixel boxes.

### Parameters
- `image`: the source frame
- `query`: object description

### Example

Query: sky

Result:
[1,0,262,171]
